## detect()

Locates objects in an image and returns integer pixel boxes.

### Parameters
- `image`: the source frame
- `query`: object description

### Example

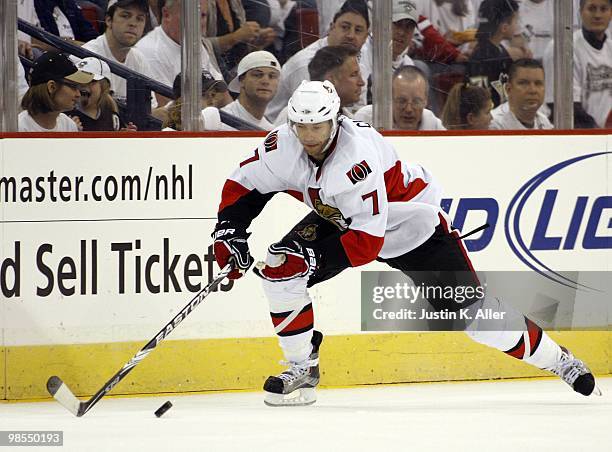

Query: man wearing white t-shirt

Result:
[222,51,281,130]
[354,65,446,130]
[83,0,155,105]
[266,0,371,122]
[490,59,553,130]
[136,0,223,107]
[543,0,611,128]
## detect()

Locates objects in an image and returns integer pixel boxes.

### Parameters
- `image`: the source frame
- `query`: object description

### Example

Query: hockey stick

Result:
[46,263,234,417]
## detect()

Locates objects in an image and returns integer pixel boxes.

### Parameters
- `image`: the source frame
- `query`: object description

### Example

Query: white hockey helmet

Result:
[287,80,341,151]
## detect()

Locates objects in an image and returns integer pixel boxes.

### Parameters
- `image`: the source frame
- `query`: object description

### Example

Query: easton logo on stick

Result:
[346,160,372,184]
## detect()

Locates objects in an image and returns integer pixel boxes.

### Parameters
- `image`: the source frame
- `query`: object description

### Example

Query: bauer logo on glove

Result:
[253,240,319,282]
[212,221,254,280]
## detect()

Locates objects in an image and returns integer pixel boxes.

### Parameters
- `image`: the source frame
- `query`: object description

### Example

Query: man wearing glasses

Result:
[354,65,446,130]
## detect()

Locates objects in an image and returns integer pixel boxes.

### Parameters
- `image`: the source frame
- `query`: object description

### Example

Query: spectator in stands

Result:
[440,82,492,129]
[266,0,371,121]
[273,45,365,125]
[490,58,552,130]
[242,0,278,51]
[83,0,154,104]
[66,57,137,131]
[544,0,611,128]
[163,71,232,130]
[309,46,364,115]
[222,51,281,130]
[424,0,477,39]
[136,0,225,106]
[206,0,273,78]
[32,0,100,44]
[392,0,418,69]
[267,0,298,63]
[19,52,94,132]
[317,0,346,36]
[518,0,554,61]
[354,66,446,130]
[174,71,230,109]
[18,0,38,58]
[467,0,524,107]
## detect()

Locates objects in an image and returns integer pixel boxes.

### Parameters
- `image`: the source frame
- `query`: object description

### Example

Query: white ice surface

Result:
[1,377,610,452]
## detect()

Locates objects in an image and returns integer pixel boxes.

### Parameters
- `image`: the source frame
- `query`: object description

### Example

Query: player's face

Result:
[467,101,493,130]
[392,19,416,59]
[328,56,364,107]
[327,12,369,51]
[507,67,545,114]
[107,5,147,47]
[581,0,612,35]
[392,76,427,130]
[294,121,333,161]
[241,67,280,103]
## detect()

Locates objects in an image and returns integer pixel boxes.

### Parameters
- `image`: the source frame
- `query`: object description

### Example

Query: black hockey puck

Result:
[154,401,172,417]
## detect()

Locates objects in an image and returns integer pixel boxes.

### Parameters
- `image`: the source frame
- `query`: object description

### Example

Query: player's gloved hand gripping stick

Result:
[213,220,254,279]
[253,240,320,282]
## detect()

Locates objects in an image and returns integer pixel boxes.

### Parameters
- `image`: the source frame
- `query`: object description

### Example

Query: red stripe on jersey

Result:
[285,190,304,202]
[340,230,384,267]
[505,334,526,359]
[526,318,543,356]
[218,179,251,213]
[384,161,428,202]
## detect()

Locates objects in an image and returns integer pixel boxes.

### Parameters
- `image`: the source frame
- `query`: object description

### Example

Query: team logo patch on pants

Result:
[297,224,318,241]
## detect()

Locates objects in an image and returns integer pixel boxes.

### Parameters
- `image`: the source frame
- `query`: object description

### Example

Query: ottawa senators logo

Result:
[308,188,350,230]
[346,160,372,185]
[296,224,318,241]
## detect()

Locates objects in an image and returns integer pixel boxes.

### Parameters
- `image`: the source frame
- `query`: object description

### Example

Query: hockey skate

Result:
[263,331,323,407]
[546,347,602,396]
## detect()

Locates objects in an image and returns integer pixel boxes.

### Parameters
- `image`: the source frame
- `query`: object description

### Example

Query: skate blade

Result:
[592,384,603,396]
[264,388,316,407]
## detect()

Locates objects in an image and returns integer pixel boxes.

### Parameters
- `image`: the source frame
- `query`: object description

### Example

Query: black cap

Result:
[172,70,228,99]
[29,52,94,86]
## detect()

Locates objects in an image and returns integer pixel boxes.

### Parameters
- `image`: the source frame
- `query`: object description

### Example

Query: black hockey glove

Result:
[212,221,253,280]
[253,240,320,282]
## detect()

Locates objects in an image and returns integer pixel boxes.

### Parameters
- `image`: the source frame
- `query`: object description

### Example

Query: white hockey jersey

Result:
[218,118,444,266]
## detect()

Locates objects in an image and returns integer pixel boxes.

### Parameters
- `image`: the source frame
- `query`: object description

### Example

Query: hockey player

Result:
[213,80,601,406]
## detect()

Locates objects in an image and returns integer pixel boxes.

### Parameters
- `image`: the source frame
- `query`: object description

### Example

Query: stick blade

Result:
[47,376,83,416]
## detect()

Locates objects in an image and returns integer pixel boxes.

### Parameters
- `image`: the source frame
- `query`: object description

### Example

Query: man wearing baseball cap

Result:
[221,51,281,130]
[172,70,229,109]
[82,0,155,105]
[392,0,418,69]
[19,52,93,132]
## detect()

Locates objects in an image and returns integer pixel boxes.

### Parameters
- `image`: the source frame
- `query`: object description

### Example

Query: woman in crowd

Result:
[19,52,93,132]
[441,82,493,129]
